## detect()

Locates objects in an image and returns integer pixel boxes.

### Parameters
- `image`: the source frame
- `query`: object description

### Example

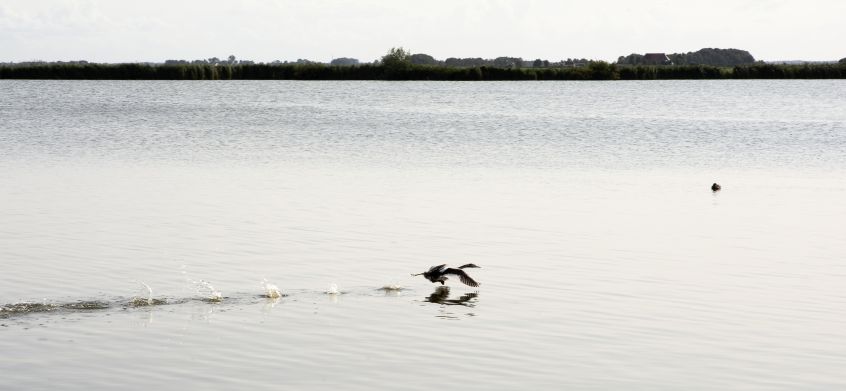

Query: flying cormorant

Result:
[412,264,481,287]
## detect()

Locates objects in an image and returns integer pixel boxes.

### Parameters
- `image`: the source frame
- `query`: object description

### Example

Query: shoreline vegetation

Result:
[3,62,844,80]
[2,48,845,80]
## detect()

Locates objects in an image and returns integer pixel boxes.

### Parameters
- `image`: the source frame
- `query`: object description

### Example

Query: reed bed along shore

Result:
[2,62,844,80]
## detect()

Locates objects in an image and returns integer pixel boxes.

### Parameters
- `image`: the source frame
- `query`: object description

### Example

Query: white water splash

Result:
[381,283,403,291]
[189,278,222,301]
[198,280,223,301]
[133,280,153,305]
[326,283,339,295]
[261,278,282,298]
[182,267,222,301]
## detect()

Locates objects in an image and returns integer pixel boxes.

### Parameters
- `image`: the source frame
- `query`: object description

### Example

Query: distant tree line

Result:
[329,57,359,66]
[2,62,843,80]
[2,48,844,80]
[163,55,255,66]
[618,48,756,67]
[411,55,589,68]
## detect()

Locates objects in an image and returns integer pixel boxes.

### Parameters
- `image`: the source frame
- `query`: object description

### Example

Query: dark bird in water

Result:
[712,183,722,191]
[412,264,481,287]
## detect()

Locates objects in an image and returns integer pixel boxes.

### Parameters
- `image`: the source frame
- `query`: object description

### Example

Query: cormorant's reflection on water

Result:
[424,286,478,307]
[424,286,479,320]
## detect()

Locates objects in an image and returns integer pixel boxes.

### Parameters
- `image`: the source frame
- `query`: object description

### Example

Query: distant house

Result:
[643,53,672,65]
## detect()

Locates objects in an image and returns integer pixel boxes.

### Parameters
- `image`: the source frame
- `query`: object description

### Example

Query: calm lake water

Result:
[1,80,845,390]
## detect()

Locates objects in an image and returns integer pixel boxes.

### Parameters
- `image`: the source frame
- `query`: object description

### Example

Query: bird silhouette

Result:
[412,264,480,287]
[425,286,478,306]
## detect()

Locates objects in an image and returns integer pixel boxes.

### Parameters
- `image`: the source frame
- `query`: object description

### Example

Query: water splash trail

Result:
[261,278,282,298]
[182,266,223,302]
[380,282,403,291]
[132,280,153,306]
[194,280,223,302]
[326,283,339,295]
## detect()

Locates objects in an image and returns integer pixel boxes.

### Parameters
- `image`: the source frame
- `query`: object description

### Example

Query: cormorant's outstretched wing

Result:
[428,264,447,273]
[443,268,479,287]
[458,263,480,269]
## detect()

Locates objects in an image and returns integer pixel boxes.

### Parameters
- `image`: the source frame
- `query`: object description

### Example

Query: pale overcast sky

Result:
[1,0,843,63]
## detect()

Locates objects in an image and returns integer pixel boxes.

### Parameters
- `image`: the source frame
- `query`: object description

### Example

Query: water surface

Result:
[1,80,845,390]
